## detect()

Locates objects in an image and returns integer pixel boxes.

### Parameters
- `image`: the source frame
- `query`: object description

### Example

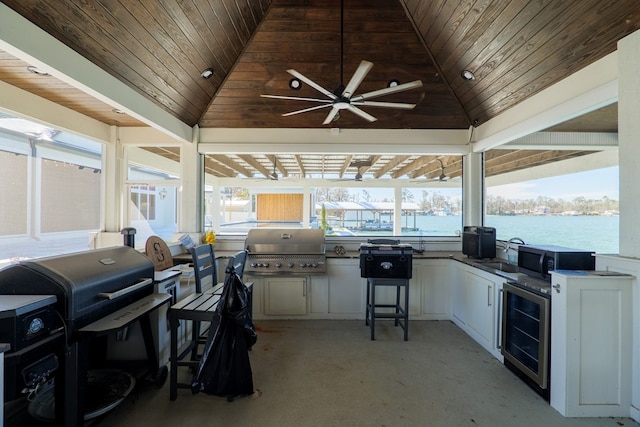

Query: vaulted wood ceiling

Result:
[0,0,638,180]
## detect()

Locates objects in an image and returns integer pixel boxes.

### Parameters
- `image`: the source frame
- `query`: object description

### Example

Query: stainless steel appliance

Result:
[0,246,159,426]
[244,229,326,275]
[462,226,496,259]
[517,244,595,281]
[501,280,551,400]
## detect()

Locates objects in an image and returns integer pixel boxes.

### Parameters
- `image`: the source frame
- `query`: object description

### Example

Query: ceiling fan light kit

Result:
[289,78,302,90]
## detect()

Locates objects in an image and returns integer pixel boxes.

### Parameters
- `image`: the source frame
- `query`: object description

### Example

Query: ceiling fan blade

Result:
[282,103,333,117]
[342,60,373,98]
[322,107,340,125]
[351,80,423,102]
[350,100,416,109]
[347,105,377,122]
[287,69,338,100]
[261,94,332,103]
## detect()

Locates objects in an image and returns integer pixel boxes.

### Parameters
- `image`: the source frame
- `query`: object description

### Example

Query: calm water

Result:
[343,214,619,254]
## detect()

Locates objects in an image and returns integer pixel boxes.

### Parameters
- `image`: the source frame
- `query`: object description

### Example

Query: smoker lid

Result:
[0,246,155,330]
[245,229,326,254]
[17,246,154,292]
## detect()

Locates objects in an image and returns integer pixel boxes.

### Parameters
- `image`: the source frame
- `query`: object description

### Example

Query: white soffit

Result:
[503,132,618,150]
[0,3,193,144]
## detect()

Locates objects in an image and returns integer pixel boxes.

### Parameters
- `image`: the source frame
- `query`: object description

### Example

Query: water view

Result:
[327,214,618,255]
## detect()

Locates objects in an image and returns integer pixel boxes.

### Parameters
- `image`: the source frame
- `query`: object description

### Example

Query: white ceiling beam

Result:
[473,51,619,152]
[199,128,471,155]
[0,3,193,144]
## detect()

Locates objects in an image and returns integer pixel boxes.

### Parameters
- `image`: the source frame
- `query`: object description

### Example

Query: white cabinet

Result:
[451,262,504,360]
[264,276,308,316]
[415,259,450,319]
[464,269,494,351]
[550,271,634,417]
[327,258,364,317]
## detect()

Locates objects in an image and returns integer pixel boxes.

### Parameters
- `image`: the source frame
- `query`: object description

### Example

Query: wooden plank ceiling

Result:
[0,0,638,180]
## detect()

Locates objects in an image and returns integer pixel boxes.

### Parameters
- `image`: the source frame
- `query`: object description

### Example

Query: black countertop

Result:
[327,248,551,295]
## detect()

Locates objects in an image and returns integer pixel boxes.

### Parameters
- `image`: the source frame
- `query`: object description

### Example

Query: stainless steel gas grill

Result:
[0,246,170,426]
[245,229,326,275]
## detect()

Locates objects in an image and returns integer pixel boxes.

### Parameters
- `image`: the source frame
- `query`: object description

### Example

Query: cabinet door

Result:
[327,258,364,314]
[465,270,494,350]
[264,277,308,315]
[418,259,450,319]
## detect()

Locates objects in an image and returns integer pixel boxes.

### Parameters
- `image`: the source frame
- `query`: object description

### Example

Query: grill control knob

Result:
[275,262,282,268]
[300,263,306,268]
[263,262,269,268]
[287,262,294,268]
[251,262,258,268]
[311,263,318,268]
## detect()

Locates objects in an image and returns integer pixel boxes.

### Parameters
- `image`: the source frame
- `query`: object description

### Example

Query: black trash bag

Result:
[191,270,257,399]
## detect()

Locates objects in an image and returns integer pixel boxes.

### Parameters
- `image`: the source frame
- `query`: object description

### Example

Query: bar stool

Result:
[362,239,410,341]
[365,277,410,341]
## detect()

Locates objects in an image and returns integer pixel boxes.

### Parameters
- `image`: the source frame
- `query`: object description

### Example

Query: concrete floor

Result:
[92,320,638,427]
[93,320,637,426]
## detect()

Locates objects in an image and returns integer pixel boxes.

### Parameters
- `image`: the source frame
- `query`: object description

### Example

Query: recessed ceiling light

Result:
[387,79,400,88]
[289,78,302,90]
[200,68,214,79]
[27,66,49,76]
[112,108,126,115]
[460,70,475,81]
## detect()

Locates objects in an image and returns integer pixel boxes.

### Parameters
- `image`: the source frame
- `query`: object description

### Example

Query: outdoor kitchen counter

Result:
[326,250,548,292]
[326,250,462,259]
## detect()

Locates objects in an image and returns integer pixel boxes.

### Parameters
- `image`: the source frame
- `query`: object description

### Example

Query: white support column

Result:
[302,181,312,228]
[463,151,483,227]
[179,125,201,233]
[617,29,640,424]
[102,126,123,232]
[394,186,403,234]
[618,31,640,258]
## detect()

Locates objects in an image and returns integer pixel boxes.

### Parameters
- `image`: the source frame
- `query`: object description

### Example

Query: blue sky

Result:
[487,166,619,201]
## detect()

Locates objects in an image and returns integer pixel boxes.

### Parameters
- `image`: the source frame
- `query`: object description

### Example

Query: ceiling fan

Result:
[410,158,450,183]
[435,159,448,182]
[260,0,423,125]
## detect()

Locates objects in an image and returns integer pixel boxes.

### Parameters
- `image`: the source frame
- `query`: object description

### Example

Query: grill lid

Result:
[0,246,154,334]
[245,229,325,255]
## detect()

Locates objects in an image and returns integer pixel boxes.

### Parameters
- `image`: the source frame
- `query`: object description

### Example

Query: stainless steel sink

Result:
[478,261,519,273]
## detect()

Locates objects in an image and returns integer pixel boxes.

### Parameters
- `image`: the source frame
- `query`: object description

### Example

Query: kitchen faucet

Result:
[504,237,525,264]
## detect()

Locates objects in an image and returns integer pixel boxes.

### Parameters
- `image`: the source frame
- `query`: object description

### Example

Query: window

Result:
[125,146,180,245]
[486,166,619,254]
[211,183,462,237]
[0,115,103,261]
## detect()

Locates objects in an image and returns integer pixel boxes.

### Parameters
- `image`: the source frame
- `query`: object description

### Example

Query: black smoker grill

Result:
[360,242,413,341]
[0,246,162,426]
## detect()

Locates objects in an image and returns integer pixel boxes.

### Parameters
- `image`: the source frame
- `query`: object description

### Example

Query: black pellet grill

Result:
[0,246,158,426]
[359,243,413,279]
